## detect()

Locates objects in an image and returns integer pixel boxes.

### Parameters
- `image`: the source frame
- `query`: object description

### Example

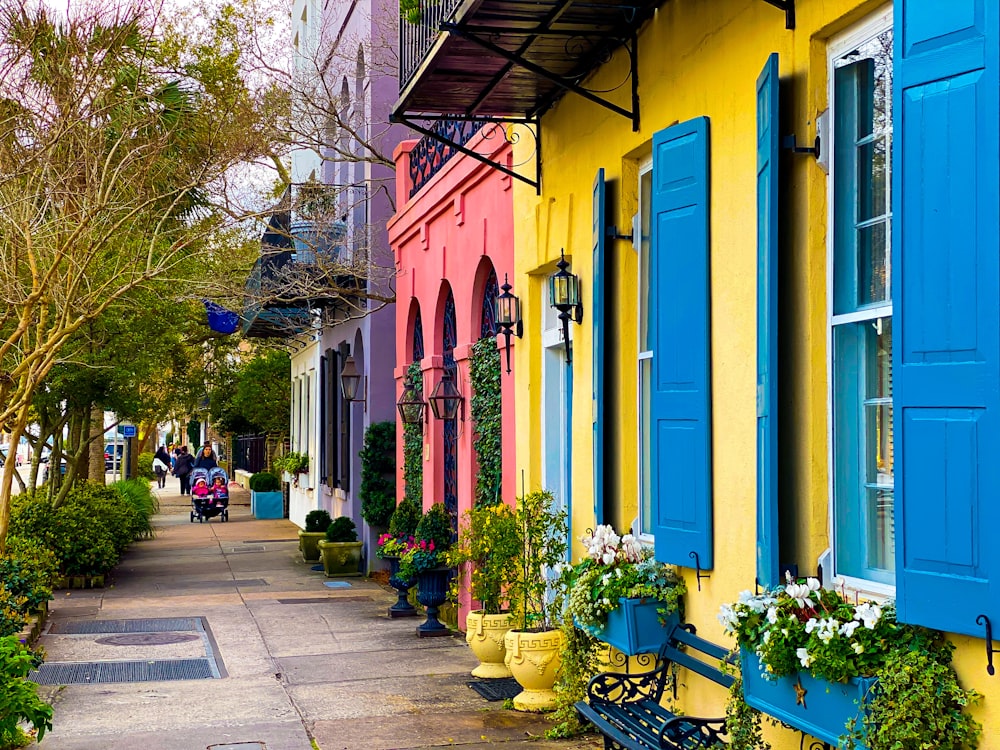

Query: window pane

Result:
[864,487,895,572]
[857,138,887,222]
[639,169,653,353]
[639,357,653,535]
[858,222,888,305]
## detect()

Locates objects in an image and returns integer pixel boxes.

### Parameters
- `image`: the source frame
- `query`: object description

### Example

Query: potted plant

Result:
[298,509,332,563]
[275,451,310,487]
[446,502,521,678]
[504,489,567,711]
[565,524,685,656]
[398,503,453,637]
[376,497,421,617]
[249,471,283,519]
[317,516,362,577]
[719,576,981,749]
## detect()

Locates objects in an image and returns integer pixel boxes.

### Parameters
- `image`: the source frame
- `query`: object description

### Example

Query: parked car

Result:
[104,444,124,471]
[42,459,67,484]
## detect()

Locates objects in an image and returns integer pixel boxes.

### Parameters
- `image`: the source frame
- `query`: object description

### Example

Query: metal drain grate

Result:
[49,618,203,635]
[276,596,372,604]
[30,658,217,684]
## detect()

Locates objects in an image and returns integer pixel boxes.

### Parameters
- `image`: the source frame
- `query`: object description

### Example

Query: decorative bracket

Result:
[762,0,795,30]
[976,614,999,675]
[440,22,642,132]
[689,551,709,591]
[607,225,633,242]
[783,134,820,157]
[392,114,541,194]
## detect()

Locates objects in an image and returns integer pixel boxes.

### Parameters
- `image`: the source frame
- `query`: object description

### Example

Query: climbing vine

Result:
[359,421,396,527]
[402,362,423,507]
[470,336,501,508]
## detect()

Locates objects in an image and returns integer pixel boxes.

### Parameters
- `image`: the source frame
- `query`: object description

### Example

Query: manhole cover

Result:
[95,633,201,646]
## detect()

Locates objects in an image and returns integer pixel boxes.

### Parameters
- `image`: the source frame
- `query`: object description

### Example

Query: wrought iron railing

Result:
[234,434,267,474]
[408,119,483,197]
[399,0,462,89]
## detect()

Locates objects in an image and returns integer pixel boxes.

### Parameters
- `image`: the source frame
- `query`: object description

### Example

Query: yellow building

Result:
[393,0,998,745]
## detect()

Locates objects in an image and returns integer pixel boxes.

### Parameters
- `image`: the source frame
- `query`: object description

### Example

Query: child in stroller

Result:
[189,467,230,523]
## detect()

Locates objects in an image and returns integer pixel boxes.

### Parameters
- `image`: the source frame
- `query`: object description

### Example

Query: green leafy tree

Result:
[359,421,396,528]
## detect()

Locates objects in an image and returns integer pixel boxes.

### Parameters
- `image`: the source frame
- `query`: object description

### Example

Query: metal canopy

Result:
[394,0,655,128]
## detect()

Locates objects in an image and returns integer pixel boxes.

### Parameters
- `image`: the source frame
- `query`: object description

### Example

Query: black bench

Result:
[575,623,734,750]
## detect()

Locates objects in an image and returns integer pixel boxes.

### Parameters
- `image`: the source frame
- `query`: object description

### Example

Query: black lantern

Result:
[548,248,583,364]
[428,369,464,421]
[495,274,523,374]
[339,355,364,403]
[396,376,427,425]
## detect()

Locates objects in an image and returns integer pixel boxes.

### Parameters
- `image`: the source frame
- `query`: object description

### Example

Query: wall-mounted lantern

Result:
[339,356,366,408]
[396,375,427,425]
[495,274,523,374]
[428,369,464,421]
[548,248,583,364]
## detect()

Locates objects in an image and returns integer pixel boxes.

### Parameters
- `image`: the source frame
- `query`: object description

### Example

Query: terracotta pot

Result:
[466,610,513,678]
[504,628,563,711]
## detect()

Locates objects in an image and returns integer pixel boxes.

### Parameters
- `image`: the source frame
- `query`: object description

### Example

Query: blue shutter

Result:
[756,53,780,589]
[894,0,999,636]
[592,168,606,527]
[651,117,713,569]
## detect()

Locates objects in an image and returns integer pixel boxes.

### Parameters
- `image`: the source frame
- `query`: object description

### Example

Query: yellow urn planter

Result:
[504,628,563,711]
[466,610,513,678]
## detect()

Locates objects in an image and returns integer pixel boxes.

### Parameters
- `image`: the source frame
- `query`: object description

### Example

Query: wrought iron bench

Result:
[575,623,734,750]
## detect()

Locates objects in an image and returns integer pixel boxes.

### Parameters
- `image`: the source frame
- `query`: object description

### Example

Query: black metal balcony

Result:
[400,0,462,91]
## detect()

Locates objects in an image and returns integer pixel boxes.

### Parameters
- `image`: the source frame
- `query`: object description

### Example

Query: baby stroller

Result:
[189,467,230,523]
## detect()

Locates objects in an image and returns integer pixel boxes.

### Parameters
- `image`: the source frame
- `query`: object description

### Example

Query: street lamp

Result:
[396,375,427,425]
[548,248,583,364]
[495,274,523,374]
[428,369,464,421]
[339,356,365,406]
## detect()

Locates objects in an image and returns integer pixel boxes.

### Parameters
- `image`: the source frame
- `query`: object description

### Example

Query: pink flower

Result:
[428,541,435,551]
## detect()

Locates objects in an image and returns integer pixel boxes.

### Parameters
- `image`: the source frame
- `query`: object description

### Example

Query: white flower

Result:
[796,647,813,668]
[852,642,865,655]
[839,620,861,638]
[601,551,615,565]
[785,582,814,608]
[804,618,819,634]
[766,607,779,625]
[718,604,739,631]
[762,630,771,644]
[816,618,838,644]
[854,602,883,629]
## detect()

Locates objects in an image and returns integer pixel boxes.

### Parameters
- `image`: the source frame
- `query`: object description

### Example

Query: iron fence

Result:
[399,0,462,89]
[234,434,267,474]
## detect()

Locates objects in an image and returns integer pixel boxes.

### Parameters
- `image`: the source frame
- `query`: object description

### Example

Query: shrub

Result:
[0,585,29,639]
[249,472,280,492]
[136,452,156,480]
[358,421,396,528]
[413,502,453,552]
[388,497,421,538]
[111,479,159,540]
[0,536,57,619]
[0,636,53,746]
[304,509,332,533]
[325,516,358,543]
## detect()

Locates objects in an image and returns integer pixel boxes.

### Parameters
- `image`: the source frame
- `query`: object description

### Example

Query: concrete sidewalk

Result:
[33,485,600,750]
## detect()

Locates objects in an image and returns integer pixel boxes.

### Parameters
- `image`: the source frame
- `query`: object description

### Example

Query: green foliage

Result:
[358,421,396,528]
[0,637,53,746]
[0,585,29,639]
[397,503,452,581]
[470,337,502,508]
[209,351,291,436]
[249,472,280,492]
[399,0,422,23]
[510,489,567,631]
[325,516,357,543]
[111,479,159,540]
[402,363,423,507]
[413,502,453,552]
[136,452,155,480]
[446,503,520,614]
[725,677,771,750]
[0,537,57,635]
[854,636,981,750]
[274,451,308,475]
[546,620,601,739]
[388,496,421,538]
[304,509,332,533]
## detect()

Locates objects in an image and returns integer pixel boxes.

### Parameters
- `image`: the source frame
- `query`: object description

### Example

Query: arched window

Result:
[480,268,499,339]
[442,290,458,529]
[412,307,424,362]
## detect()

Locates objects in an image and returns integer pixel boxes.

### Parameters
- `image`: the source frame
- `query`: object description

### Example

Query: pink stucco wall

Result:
[387,130,517,615]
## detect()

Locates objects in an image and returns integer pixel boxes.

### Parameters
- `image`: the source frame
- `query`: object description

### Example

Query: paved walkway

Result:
[33,481,600,750]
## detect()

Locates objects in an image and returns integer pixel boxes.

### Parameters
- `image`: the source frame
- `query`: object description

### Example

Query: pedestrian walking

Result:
[173,446,195,495]
[152,445,171,489]
[193,442,218,470]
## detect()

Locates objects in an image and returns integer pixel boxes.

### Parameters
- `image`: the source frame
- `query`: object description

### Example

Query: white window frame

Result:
[826,5,895,599]
[636,157,654,543]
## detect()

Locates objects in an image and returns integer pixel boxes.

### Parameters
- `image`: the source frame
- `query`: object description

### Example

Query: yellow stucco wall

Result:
[511,0,996,744]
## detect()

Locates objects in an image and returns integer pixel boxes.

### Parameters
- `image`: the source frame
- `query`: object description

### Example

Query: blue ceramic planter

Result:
[741,650,876,748]
[578,599,679,655]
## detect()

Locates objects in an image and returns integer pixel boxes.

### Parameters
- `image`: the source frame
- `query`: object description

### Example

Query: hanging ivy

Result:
[470,336,501,508]
[359,421,396,527]
[402,362,423,507]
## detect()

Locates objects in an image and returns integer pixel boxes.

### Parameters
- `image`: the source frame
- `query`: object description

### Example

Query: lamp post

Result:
[495,274,523,374]
[548,248,583,364]
[339,355,365,407]
[396,375,427,425]
[428,369,464,421]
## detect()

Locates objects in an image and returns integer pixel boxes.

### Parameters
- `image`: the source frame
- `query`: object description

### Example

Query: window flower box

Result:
[578,600,680,656]
[740,649,875,748]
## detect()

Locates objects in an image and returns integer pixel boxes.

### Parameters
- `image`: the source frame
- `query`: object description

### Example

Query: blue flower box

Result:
[740,650,876,748]
[578,599,679,656]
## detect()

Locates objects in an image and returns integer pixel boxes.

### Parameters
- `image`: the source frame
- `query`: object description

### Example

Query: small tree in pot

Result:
[398,503,453,637]
[298,509,332,563]
[377,497,422,617]
[317,516,362,577]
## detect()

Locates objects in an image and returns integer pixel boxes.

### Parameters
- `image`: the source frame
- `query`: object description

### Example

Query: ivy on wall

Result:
[470,336,501,508]
[359,421,396,527]
[402,362,423,507]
